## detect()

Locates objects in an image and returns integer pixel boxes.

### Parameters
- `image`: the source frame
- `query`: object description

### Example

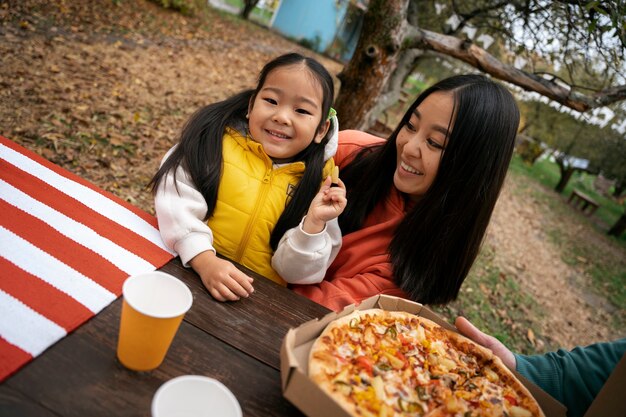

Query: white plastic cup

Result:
[117,271,193,371]
[151,375,242,417]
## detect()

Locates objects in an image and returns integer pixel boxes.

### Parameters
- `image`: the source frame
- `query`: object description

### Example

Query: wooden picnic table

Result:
[0,257,331,417]
[568,189,600,217]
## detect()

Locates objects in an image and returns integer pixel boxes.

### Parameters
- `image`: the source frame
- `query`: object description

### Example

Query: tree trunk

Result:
[368,49,424,128]
[555,161,574,193]
[240,0,259,20]
[608,212,626,237]
[333,0,409,130]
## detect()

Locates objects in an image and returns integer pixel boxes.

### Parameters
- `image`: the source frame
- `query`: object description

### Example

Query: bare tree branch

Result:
[406,27,626,111]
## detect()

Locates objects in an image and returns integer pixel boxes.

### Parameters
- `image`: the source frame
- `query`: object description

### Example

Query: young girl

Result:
[151,53,346,302]
[275,74,520,311]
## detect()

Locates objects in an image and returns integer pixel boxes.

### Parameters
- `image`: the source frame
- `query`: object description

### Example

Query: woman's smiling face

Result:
[393,91,454,199]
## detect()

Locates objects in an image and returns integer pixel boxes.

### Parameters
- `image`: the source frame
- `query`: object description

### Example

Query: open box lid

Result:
[281,294,568,417]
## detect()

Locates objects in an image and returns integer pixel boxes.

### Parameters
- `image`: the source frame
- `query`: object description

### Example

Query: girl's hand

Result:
[189,251,254,301]
[303,175,347,234]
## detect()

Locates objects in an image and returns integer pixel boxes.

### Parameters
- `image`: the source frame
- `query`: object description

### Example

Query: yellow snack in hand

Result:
[331,166,339,186]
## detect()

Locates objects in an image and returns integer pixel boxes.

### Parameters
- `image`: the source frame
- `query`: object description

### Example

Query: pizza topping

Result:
[397,397,423,413]
[337,343,353,359]
[333,380,353,396]
[505,394,518,406]
[372,322,388,335]
[356,356,375,376]
[483,366,500,382]
[372,375,386,401]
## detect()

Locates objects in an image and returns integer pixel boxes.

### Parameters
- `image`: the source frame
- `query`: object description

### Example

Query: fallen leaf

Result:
[64,149,75,161]
[41,132,65,141]
[108,133,125,146]
[526,328,536,347]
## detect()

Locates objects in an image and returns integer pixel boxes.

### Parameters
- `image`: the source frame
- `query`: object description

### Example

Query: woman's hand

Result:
[303,175,347,234]
[190,251,254,301]
[455,316,517,370]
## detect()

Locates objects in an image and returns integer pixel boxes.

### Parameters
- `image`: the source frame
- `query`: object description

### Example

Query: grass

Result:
[433,248,547,355]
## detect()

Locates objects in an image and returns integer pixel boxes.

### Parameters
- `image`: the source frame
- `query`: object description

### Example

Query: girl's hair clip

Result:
[328,107,337,120]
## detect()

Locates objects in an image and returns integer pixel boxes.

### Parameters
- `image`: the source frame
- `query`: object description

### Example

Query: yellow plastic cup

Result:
[117,271,193,371]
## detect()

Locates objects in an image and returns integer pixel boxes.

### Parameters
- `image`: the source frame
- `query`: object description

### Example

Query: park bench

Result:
[568,189,600,217]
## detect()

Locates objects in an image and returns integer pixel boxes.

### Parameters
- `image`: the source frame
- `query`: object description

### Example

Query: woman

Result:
[273,74,520,311]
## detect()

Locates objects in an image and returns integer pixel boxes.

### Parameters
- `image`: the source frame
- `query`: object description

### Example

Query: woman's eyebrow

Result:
[413,109,450,136]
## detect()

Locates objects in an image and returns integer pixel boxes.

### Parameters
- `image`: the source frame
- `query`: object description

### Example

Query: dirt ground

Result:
[1,0,624,352]
[486,178,619,348]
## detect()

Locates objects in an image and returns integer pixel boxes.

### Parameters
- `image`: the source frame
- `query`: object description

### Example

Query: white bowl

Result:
[152,375,242,417]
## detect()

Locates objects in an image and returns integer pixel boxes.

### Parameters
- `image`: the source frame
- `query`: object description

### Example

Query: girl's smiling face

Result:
[394,91,454,199]
[248,64,329,163]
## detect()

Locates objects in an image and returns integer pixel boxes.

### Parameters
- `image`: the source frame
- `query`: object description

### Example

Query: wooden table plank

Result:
[0,386,58,417]
[160,258,331,370]
[1,297,304,417]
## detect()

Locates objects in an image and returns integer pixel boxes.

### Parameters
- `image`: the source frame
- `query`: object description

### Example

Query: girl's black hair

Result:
[339,74,520,305]
[150,53,334,250]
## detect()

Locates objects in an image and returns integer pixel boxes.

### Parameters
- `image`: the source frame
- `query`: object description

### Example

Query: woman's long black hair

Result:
[339,74,520,305]
[150,53,335,250]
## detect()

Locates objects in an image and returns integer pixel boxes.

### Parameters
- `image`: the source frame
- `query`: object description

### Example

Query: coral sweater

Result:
[291,130,408,311]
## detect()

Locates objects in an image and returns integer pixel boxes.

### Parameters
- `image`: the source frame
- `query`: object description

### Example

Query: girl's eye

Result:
[295,108,312,115]
[405,121,417,132]
[263,98,277,105]
[427,138,445,150]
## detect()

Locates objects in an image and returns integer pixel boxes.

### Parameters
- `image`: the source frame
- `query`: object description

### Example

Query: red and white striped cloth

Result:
[0,135,175,381]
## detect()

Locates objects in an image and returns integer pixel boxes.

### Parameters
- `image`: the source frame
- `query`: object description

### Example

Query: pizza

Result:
[308,309,544,417]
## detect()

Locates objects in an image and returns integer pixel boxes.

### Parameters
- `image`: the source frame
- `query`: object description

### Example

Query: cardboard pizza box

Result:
[280,294,567,417]
[584,352,626,417]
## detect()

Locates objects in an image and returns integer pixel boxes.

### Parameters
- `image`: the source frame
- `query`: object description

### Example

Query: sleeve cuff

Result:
[290,216,328,252]
[174,232,215,266]
[514,353,534,378]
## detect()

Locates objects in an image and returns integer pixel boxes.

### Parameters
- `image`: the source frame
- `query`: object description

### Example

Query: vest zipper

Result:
[234,169,272,262]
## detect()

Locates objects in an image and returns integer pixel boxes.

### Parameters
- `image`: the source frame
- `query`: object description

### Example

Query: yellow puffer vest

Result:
[208,129,335,285]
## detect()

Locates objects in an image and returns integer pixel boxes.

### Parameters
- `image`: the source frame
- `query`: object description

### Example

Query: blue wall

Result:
[271,0,348,52]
